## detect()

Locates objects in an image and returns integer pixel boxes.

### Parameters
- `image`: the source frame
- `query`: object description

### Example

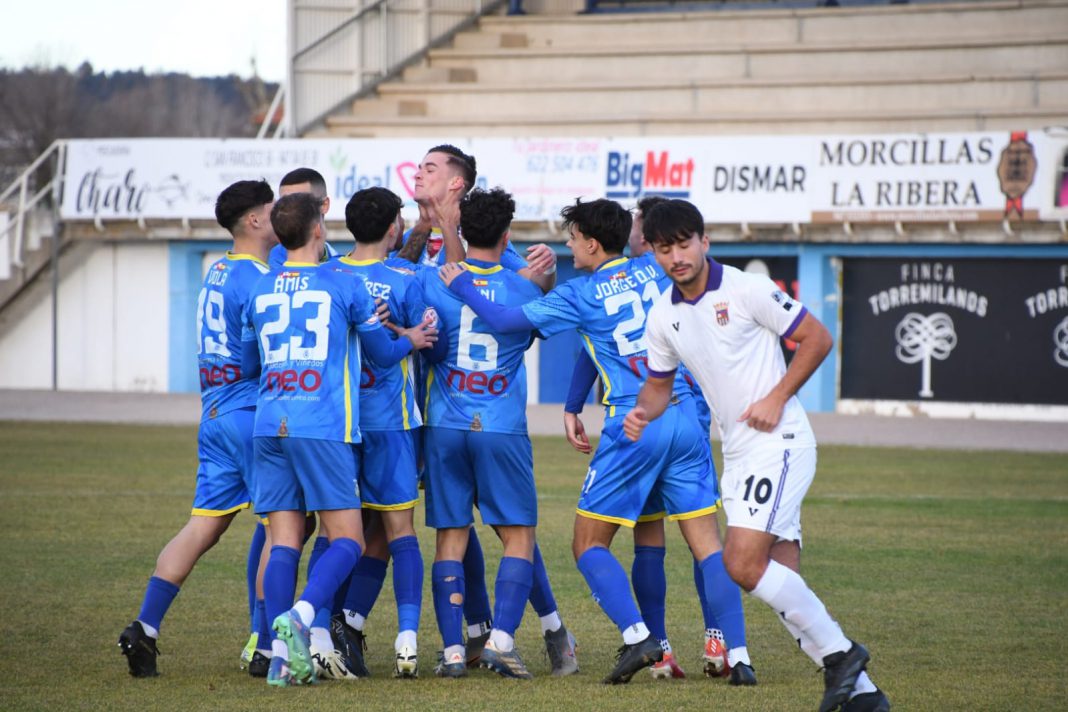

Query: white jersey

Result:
[645,259,816,460]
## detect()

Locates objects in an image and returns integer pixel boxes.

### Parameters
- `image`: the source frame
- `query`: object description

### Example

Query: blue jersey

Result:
[394,228,528,271]
[522,253,693,416]
[197,253,270,421]
[268,241,339,270]
[418,259,541,435]
[243,261,383,443]
[336,257,427,431]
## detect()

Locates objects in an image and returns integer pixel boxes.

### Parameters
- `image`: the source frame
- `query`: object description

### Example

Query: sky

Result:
[0,0,287,82]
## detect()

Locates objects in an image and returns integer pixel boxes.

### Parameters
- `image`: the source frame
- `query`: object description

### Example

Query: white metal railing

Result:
[287,0,501,136]
[0,140,65,271]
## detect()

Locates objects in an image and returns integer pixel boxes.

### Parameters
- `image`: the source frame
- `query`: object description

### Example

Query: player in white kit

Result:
[623,200,889,712]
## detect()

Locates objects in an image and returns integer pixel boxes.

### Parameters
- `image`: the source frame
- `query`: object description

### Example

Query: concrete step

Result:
[425,36,1068,84]
[399,65,478,84]
[478,0,1068,48]
[374,72,1068,117]
[325,103,1068,138]
[451,30,528,49]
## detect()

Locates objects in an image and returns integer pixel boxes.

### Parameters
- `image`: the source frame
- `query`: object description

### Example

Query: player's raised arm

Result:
[395,203,433,264]
[439,263,539,334]
[738,306,833,433]
[517,243,558,293]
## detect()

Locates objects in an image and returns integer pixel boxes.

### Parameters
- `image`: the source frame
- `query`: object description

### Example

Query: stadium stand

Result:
[317,0,1068,137]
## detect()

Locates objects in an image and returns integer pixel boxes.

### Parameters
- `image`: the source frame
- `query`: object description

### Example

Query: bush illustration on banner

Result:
[894,312,957,398]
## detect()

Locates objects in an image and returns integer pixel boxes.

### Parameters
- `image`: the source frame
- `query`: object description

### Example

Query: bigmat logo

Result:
[606,150,695,199]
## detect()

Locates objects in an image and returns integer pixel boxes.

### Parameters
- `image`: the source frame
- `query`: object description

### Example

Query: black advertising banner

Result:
[841,258,1068,405]
[719,256,799,364]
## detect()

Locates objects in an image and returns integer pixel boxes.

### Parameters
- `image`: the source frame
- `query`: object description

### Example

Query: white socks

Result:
[750,560,850,659]
[138,621,159,639]
[395,629,417,652]
[489,630,515,652]
[727,646,751,668]
[622,622,651,645]
[467,621,491,638]
[539,611,562,635]
[345,609,366,631]
[292,601,315,627]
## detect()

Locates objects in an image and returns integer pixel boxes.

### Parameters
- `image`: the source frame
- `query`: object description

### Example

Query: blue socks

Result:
[698,552,747,650]
[264,545,301,641]
[345,555,388,621]
[306,535,329,582]
[390,536,423,633]
[246,522,266,631]
[254,599,271,650]
[137,576,180,633]
[632,545,668,643]
[300,537,361,612]
[577,546,643,633]
[694,556,719,630]
[432,560,465,648]
[493,556,533,636]
[462,528,492,627]
[528,543,557,617]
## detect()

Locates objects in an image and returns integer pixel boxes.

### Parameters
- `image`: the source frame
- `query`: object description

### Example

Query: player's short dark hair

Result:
[280,167,328,198]
[271,192,323,250]
[345,187,403,244]
[636,195,668,217]
[428,144,477,193]
[460,187,514,249]
[642,199,705,246]
[560,198,631,254]
[214,179,274,234]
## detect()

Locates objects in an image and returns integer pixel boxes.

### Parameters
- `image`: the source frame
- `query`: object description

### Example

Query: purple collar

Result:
[670,258,723,304]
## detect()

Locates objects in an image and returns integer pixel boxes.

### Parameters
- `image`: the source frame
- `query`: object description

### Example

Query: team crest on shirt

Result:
[278,417,289,438]
[714,302,730,326]
[470,413,483,432]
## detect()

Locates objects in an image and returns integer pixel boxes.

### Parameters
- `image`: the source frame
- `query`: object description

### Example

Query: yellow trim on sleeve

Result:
[666,501,722,522]
[581,334,614,413]
[636,511,667,523]
[400,357,411,430]
[576,508,636,529]
[363,499,419,512]
[424,369,434,417]
[339,256,383,266]
[191,502,250,517]
[460,261,504,275]
[343,341,353,443]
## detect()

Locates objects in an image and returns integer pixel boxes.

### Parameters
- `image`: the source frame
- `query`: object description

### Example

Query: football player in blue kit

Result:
[418,187,572,680]
[561,196,735,681]
[440,198,750,685]
[268,168,338,269]
[118,180,278,678]
[242,192,437,687]
[334,186,429,678]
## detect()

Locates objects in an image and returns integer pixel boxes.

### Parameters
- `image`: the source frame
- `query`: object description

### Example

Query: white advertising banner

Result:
[60,131,1067,224]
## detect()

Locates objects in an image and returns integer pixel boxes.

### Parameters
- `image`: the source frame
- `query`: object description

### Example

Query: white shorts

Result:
[722,445,816,544]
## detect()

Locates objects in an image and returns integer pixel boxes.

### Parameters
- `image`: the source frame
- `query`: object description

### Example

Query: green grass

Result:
[1,421,1066,710]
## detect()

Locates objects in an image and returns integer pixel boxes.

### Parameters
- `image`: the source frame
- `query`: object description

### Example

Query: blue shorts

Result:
[358,429,419,511]
[253,436,361,515]
[578,397,720,528]
[191,407,255,516]
[423,427,536,529]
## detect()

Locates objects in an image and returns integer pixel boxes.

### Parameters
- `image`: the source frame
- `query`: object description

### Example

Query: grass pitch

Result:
[0,421,1065,711]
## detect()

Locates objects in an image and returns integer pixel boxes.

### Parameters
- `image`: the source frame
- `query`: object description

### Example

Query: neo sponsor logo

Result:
[266,368,323,393]
[200,365,242,388]
[446,369,508,395]
[606,150,694,199]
